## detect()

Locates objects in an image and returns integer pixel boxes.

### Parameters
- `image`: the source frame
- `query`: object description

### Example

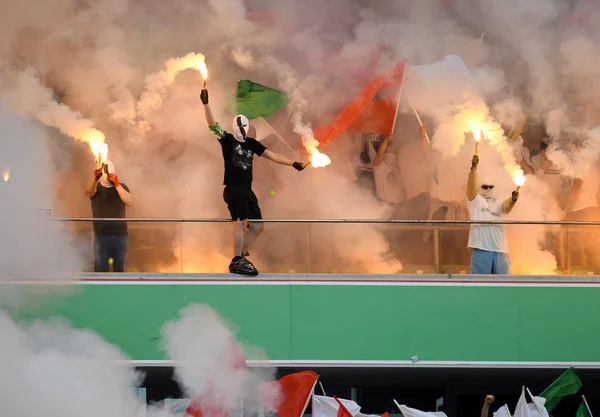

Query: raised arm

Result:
[481,395,495,417]
[467,155,479,201]
[200,88,216,127]
[502,189,519,214]
[86,168,102,198]
[372,136,390,167]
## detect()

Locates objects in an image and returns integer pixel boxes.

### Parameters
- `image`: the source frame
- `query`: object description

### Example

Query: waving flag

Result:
[314,60,407,146]
[258,371,319,417]
[235,80,289,120]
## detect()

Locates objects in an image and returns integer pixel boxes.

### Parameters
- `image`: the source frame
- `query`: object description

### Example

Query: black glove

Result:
[512,190,519,202]
[471,155,479,170]
[200,89,209,105]
[293,162,306,171]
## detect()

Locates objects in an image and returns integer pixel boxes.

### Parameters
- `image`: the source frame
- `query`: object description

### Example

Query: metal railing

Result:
[44,214,600,275]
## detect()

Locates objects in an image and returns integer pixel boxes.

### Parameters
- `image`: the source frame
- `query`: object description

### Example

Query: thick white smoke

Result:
[161,304,279,415]
[0,311,164,417]
[0,105,85,281]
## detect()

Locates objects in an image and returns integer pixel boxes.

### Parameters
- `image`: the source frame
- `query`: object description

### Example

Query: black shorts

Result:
[223,185,263,221]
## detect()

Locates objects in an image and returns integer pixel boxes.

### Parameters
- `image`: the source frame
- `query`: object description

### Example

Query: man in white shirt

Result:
[467,154,520,274]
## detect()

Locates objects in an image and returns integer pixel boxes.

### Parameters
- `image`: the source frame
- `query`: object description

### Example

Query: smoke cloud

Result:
[162,304,279,415]
[0,0,599,273]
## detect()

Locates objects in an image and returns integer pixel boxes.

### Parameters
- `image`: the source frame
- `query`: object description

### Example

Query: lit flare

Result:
[472,125,482,156]
[3,167,9,182]
[309,148,331,168]
[513,171,526,192]
[88,131,109,167]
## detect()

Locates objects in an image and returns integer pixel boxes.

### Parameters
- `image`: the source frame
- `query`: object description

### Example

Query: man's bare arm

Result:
[115,186,132,207]
[372,136,391,167]
[481,395,495,417]
[467,155,479,201]
[86,169,102,198]
[86,178,99,198]
[502,190,519,214]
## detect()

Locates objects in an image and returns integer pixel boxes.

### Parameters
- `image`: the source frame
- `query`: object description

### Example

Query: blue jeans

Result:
[470,248,511,274]
[94,236,128,272]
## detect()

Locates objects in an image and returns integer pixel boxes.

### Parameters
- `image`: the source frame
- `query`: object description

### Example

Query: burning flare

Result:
[472,126,482,142]
[513,172,526,187]
[309,148,331,168]
[3,167,9,182]
[84,128,109,166]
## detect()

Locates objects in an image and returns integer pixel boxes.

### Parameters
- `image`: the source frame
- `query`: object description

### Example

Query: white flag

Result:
[493,404,512,417]
[312,395,362,417]
[405,55,474,112]
[526,388,549,417]
[398,404,448,417]
[514,387,531,417]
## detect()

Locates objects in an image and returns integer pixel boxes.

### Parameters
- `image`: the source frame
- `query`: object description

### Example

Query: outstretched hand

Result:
[484,395,495,405]
[472,155,479,170]
[293,161,307,171]
[200,89,209,105]
[512,190,519,202]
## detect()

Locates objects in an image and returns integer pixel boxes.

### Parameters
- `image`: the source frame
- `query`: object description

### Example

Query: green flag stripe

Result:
[235,80,289,120]
[540,367,583,412]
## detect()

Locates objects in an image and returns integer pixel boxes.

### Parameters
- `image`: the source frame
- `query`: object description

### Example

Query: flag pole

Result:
[393,399,402,413]
[389,59,411,138]
[318,381,327,396]
[402,87,430,143]
[583,395,594,417]
[395,58,430,143]
[259,117,298,157]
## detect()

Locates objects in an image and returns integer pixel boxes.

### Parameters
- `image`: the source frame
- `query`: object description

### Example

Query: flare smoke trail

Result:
[0,69,108,158]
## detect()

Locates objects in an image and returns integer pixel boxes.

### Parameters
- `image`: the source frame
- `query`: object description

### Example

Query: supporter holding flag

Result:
[200,87,307,276]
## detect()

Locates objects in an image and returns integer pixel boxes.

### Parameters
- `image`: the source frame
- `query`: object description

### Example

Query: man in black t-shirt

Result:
[85,160,133,272]
[200,87,306,276]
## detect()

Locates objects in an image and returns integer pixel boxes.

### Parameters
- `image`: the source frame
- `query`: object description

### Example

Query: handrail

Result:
[51,217,600,225]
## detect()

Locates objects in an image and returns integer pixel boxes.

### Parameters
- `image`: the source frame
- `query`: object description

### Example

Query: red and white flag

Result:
[258,371,319,417]
[312,395,362,417]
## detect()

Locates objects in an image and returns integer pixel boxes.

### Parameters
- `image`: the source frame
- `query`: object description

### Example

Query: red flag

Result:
[184,340,247,417]
[333,396,354,417]
[348,89,398,138]
[314,61,406,146]
[258,371,319,417]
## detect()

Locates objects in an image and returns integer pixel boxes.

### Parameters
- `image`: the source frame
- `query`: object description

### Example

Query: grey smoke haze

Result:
[0,0,598,272]
[0,300,270,416]
[0,105,86,282]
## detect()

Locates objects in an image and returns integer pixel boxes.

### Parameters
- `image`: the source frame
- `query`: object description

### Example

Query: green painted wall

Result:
[16,282,600,363]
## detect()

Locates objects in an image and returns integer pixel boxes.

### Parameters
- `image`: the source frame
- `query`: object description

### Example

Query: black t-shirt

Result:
[90,183,130,236]
[218,132,267,187]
